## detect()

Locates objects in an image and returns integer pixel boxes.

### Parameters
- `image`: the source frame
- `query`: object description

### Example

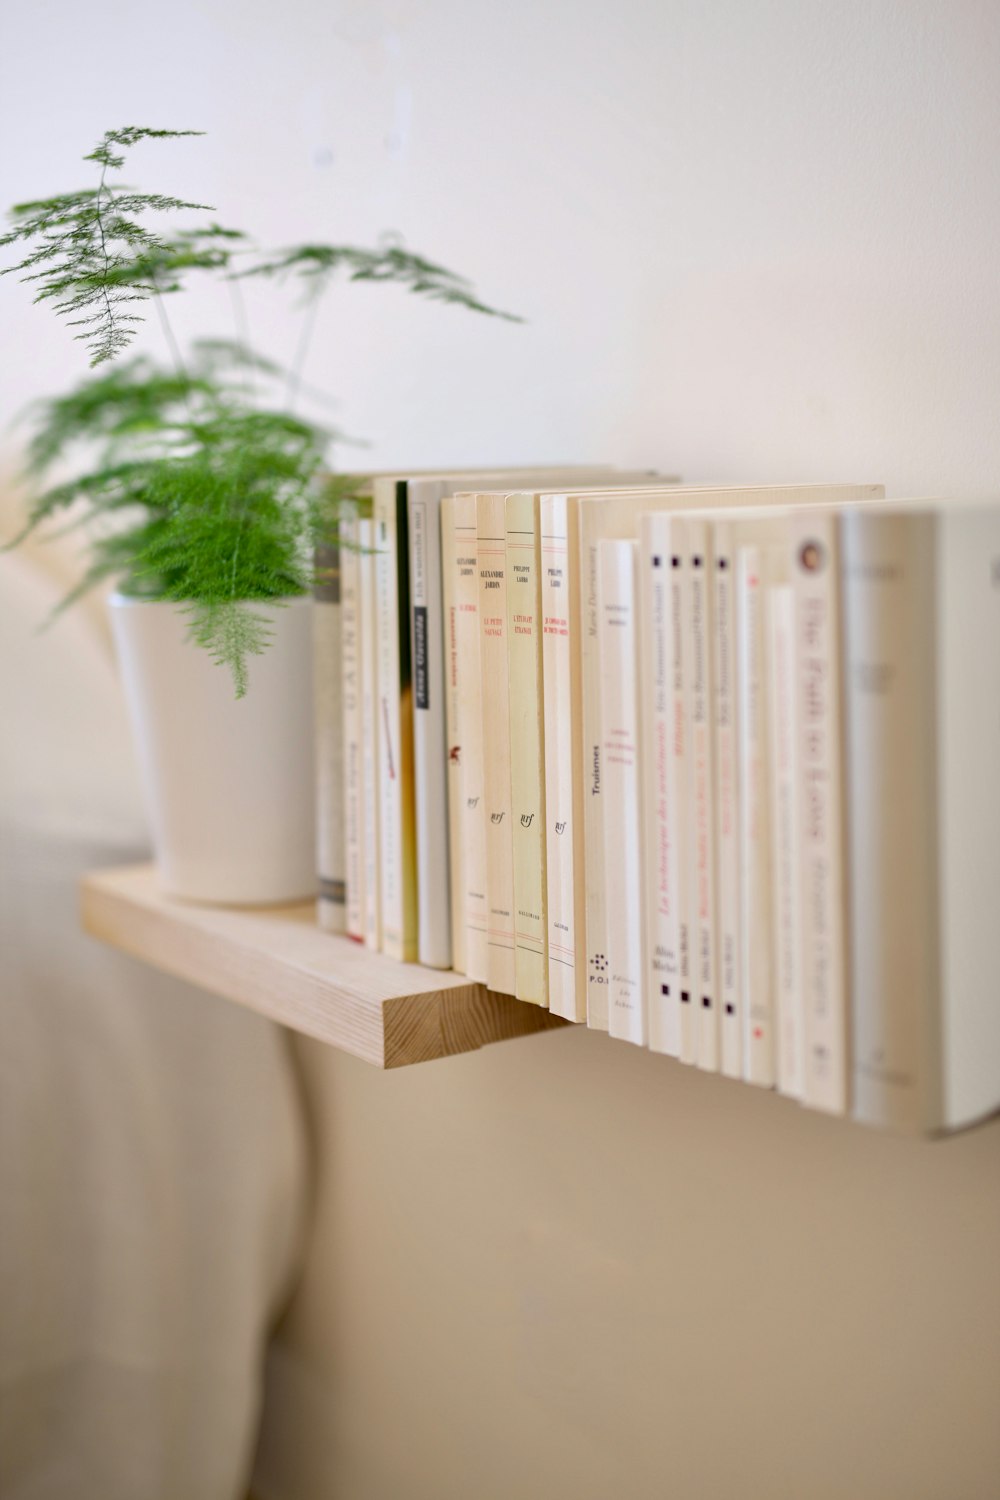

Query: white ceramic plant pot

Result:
[109,593,317,905]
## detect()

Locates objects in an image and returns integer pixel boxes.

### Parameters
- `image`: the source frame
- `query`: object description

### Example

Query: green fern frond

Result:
[182,598,275,698]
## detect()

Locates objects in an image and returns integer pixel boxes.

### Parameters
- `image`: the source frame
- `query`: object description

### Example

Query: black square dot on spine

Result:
[725,1003,735,1016]
[671,556,681,568]
[660,983,670,996]
[701,995,711,1008]
[680,990,690,1004]
[718,557,729,570]
[652,555,663,568]
[693,555,703,569]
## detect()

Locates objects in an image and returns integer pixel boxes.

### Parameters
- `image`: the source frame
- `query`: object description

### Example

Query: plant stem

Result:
[286,284,326,412]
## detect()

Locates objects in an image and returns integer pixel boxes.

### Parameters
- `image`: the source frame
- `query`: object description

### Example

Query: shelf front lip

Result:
[80,864,566,1068]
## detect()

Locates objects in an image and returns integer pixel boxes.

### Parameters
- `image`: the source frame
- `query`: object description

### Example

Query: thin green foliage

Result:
[3,127,520,693]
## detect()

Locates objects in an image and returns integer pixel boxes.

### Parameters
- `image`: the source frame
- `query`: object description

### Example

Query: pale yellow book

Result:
[478,490,516,994]
[506,491,547,1006]
[372,477,418,962]
[440,494,466,974]
[453,491,488,982]
[339,504,364,941]
[575,483,883,1032]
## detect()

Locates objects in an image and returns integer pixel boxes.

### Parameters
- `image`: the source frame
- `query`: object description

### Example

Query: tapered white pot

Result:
[109,593,317,904]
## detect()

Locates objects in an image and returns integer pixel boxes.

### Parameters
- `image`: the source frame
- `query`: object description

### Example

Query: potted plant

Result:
[2,126,516,903]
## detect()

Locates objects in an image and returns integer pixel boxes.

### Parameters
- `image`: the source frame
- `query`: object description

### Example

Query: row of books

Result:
[315,471,1000,1134]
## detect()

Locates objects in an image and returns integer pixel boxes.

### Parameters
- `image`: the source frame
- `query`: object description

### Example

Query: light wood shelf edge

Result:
[80,864,566,1068]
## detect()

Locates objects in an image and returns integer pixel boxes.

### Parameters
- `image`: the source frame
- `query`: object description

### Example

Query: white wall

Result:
[4,4,999,1498]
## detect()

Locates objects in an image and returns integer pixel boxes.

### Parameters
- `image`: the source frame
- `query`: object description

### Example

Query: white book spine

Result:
[478,492,516,995]
[599,540,646,1046]
[670,521,696,1064]
[358,517,382,951]
[791,513,849,1113]
[711,522,743,1079]
[687,520,719,1073]
[453,493,488,983]
[540,495,584,1020]
[581,519,610,1031]
[340,507,365,941]
[639,514,681,1057]
[766,584,804,1098]
[736,545,776,1087]
[507,492,548,1007]
[842,511,936,1132]
[440,496,466,974]
[314,537,346,933]
[408,483,451,968]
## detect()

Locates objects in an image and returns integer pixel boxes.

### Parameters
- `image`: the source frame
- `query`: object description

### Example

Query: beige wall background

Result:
[2,1,999,1497]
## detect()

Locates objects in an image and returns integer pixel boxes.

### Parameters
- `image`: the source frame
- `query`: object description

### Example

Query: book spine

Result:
[340,506,365,941]
[687,519,719,1073]
[639,513,681,1056]
[736,545,776,1087]
[314,537,346,933]
[540,494,585,1021]
[358,517,382,951]
[599,540,646,1046]
[440,496,466,974]
[506,492,548,1006]
[842,510,937,1132]
[766,583,804,1098]
[671,520,696,1064]
[453,493,488,983]
[580,512,610,1030]
[791,512,849,1113]
[373,479,418,963]
[711,520,742,1079]
[478,491,516,995]
[408,485,451,968]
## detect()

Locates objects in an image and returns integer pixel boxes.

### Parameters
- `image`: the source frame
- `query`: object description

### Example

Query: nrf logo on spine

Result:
[490,812,504,824]
[467,796,479,809]
[520,813,534,828]
[554,821,566,835]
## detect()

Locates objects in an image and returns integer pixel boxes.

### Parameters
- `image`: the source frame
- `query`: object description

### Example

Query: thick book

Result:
[340,503,365,941]
[506,492,548,1006]
[842,502,1000,1133]
[314,534,346,933]
[790,511,849,1113]
[598,540,646,1046]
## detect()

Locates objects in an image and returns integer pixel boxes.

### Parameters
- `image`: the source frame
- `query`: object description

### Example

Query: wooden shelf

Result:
[81,864,567,1069]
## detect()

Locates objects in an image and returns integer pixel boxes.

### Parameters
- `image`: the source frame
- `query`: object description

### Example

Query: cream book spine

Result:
[478,491,516,994]
[506,492,547,1006]
[842,503,1000,1133]
[453,492,488,982]
[540,493,585,1021]
[711,520,743,1079]
[638,513,681,1057]
[407,479,451,968]
[791,511,848,1113]
[358,516,381,951]
[440,495,466,974]
[340,505,365,941]
[599,540,646,1046]
[736,545,775,1087]
[669,520,697,1064]
[373,477,418,962]
[685,518,720,1072]
[314,535,346,932]
[766,582,804,1098]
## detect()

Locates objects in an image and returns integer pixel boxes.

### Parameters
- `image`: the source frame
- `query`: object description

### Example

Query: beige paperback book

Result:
[357,515,382,951]
[339,503,365,940]
[440,495,466,973]
[478,490,517,994]
[506,492,548,1005]
[452,491,489,982]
